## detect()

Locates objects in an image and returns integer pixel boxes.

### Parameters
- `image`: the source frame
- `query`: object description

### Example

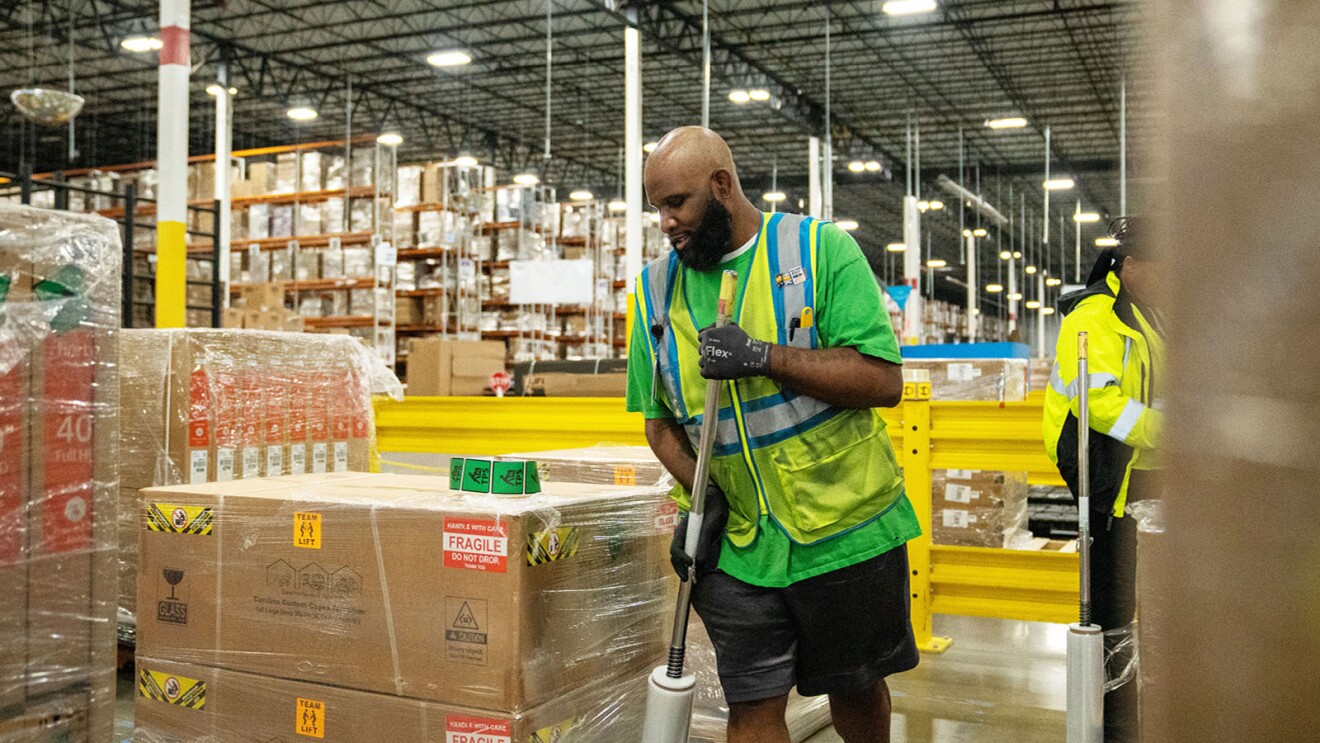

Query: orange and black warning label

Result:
[147,504,214,535]
[526,527,579,566]
[296,697,325,738]
[294,512,322,549]
[138,669,206,709]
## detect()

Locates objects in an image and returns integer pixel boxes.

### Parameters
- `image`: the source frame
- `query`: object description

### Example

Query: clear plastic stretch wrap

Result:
[117,329,403,636]
[0,203,121,742]
[1133,500,1165,738]
[930,469,1030,548]
[497,446,832,743]
[133,472,674,734]
[901,358,1030,401]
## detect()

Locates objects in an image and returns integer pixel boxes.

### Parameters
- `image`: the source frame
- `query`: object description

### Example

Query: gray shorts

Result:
[691,545,919,703]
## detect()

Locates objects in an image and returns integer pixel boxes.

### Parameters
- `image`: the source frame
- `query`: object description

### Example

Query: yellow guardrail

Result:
[374,391,1080,641]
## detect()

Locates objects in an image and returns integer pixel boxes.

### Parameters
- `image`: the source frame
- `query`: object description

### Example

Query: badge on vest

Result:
[774,266,806,287]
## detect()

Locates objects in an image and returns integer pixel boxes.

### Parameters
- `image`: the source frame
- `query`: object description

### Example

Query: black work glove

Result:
[669,485,729,581]
[699,323,771,380]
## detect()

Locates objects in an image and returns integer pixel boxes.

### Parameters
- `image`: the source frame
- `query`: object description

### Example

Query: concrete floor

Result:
[116,614,1064,742]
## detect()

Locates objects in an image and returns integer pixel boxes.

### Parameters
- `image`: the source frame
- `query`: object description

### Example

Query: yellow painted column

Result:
[154,0,190,328]
[902,378,953,653]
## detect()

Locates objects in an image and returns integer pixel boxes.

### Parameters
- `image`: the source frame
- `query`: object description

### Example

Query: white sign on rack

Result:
[508,259,594,305]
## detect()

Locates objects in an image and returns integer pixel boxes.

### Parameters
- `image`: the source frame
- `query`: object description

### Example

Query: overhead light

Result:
[836,219,859,231]
[453,155,479,168]
[513,172,540,186]
[376,132,404,147]
[286,106,318,121]
[917,200,930,211]
[985,117,1028,130]
[926,259,947,268]
[973,228,987,237]
[1096,236,1120,247]
[1012,251,1022,259]
[729,89,751,104]
[1074,212,1102,223]
[1042,306,1057,315]
[427,50,472,67]
[643,141,658,153]
[962,229,973,238]
[999,250,1012,260]
[882,0,937,15]
[928,200,944,211]
[886,242,906,253]
[205,84,238,97]
[120,34,163,53]
[762,191,787,203]
[1008,292,1023,301]
[1025,265,1038,275]
[1026,300,1042,309]
[608,199,628,213]
[1044,177,1076,191]
[748,88,771,102]
[848,161,866,173]
[1046,277,1062,286]
[864,160,882,172]
[569,190,594,201]
[986,283,1004,293]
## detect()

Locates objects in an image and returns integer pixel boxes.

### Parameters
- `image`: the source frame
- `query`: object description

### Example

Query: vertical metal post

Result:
[1075,200,1083,283]
[965,232,977,340]
[1037,272,1047,358]
[211,200,222,328]
[1043,126,1051,249]
[155,0,191,328]
[1120,76,1127,217]
[624,18,643,293]
[808,136,822,219]
[215,62,233,308]
[902,386,952,653]
[822,9,833,221]
[19,164,31,205]
[701,0,710,128]
[122,183,137,327]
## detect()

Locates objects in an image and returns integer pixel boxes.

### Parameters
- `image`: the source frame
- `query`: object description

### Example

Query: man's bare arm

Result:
[645,417,698,492]
[767,345,903,409]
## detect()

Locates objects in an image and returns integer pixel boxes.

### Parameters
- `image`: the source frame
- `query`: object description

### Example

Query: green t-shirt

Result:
[625,217,923,588]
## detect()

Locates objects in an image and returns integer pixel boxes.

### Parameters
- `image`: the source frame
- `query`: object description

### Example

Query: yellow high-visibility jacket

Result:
[1044,271,1164,518]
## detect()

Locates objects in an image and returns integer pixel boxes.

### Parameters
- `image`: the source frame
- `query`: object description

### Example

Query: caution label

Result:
[530,718,578,743]
[655,501,680,534]
[444,597,488,666]
[138,669,206,710]
[445,714,511,743]
[613,466,637,486]
[296,697,325,738]
[147,504,214,536]
[527,527,579,566]
[294,512,322,549]
[443,518,507,572]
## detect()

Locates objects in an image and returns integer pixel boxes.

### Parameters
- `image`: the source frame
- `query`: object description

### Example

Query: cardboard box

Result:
[499,446,674,490]
[406,338,505,397]
[241,282,284,312]
[220,308,244,329]
[902,358,1029,402]
[0,689,90,742]
[395,298,423,326]
[134,656,646,743]
[930,469,1029,548]
[246,163,273,195]
[523,372,626,398]
[136,473,671,712]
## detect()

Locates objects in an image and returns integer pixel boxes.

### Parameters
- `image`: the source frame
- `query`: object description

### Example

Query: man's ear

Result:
[710,169,735,202]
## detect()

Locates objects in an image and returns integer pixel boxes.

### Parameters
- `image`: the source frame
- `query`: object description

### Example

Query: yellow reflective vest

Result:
[634,212,906,547]
[1044,271,1164,518]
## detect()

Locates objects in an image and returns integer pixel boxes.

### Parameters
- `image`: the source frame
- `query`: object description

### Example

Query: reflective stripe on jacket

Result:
[634,211,906,546]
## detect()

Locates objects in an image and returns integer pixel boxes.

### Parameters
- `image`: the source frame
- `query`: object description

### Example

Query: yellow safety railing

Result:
[374,391,1080,648]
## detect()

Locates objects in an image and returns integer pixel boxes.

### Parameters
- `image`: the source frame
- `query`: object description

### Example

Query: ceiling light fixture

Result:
[1046,277,1062,287]
[643,141,658,154]
[569,190,594,201]
[927,199,945,211]
[205,84,238,97]
[1043,177,1076,191]
[120,34,163,53]
[1095,236,1120,247]
[427,50,472,67]
[926,259,947,268]
[608,199,628,213]
[1000,250,1012,260]
[835,219,859,231]
[762,191,787,203]
[1008,292,1023,301]
[513,173,540,186]
[748,88,771,102]
[848,161,866,173]
[286,106,318,121]
[864,160,882,172]
[881,0,938,15]
[453,155,479,168]
[376,132,403,147]
[1042,306,1057,315]
[984,117,1028,130]
[1074,212,1102,223]
[986,283,1004,293]
[973,228,988,237]
[886,242,906,253]
[1025,265,1038,275]
[1026,300,1042,309]
[1012,251,1022,259]
[729,89,752,104]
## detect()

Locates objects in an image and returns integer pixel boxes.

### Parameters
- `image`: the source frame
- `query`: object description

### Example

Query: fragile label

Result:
[138,669,206,710]
[290,444,307,475]
[189,449,208,485]
[333,442,348,472]
[216,448,235,482]
[655,501,680,534]
[146,504,214,536]
[527,527,579,566]
[445,596,489,666]
[312,443,328,474]
[267,445,284,476]
[944,484,976,504]
[445,714,511,743]
[443,518,508,572]
[296,697,325,738]
[242,447,260,479]
[613,466,637,486]
[295,512,322,549]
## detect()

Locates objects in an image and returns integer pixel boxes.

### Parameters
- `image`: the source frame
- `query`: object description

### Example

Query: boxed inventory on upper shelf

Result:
[117,328,403,631]
[931,469,1031,548]
[0,202,122,742]
[134,472,673,713]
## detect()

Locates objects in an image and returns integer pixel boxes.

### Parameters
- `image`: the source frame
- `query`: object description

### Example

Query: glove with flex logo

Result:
[699,323,771,380]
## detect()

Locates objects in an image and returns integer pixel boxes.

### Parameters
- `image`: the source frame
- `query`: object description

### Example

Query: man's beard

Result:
[674,196,733,271]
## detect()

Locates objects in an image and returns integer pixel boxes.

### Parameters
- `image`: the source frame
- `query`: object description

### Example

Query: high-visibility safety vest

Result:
[634,212,906,547]
[1043,271,1164,518]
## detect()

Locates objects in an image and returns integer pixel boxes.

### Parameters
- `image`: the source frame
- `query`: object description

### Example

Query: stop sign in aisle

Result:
[489,371,512,398]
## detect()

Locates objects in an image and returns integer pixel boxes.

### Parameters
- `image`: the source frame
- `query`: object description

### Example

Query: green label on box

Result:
[461,459,493,493]
[449,458,540,495]
[526,462,541,493]
[449,459,463,490]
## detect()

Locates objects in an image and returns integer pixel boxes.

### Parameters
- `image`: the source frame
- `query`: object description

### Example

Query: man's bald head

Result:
[645,126,743,193]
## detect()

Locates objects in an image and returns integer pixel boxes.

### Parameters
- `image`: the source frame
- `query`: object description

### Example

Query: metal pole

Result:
[1036,272,1047,358]
[702,0,710,128]
[545,0,553,160]
[1120,76,1127,217]
[822,10,833,220]
[624,20,643,292]
[155,0,190,328]
[958,128,965,264]
[808,136,822,219]
[1043,126,1051,248]
[966,232,977,341]
[215,62,232,308]
[1075,200,1083,283]
[902,117,922,345]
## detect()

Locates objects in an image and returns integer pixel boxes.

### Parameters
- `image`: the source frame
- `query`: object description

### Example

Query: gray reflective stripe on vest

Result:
[1108,399,1146,443]
[769,213,815,350]
[682,411,742,456]
[642,253,688,420]
[1122,336,1133,371]
[1050,361,1120,399]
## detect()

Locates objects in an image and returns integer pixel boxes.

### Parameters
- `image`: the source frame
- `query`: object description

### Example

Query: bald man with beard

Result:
[627,127,922,743]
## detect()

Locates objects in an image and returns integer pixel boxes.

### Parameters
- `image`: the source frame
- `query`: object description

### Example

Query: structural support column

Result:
[214,63,232,307]
[902,195,923,344]
[155,0,190,328]
[965,232,978,341]
[1036,273,1047,358]
[624,23,643,293]
[807,136,822,219]
[1007,255,1019,335]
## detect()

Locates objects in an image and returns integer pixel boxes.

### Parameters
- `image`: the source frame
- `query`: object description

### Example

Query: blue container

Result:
[900,342,1031,360]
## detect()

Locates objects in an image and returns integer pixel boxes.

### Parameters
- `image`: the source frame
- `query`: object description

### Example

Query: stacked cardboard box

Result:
[133,472,672,740]
[0,203,121,742]
[117,329,399,631]
[405,337,506,396]
[500,446,674,489]
[930,469,1030,548]
[902,358,1030,401]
